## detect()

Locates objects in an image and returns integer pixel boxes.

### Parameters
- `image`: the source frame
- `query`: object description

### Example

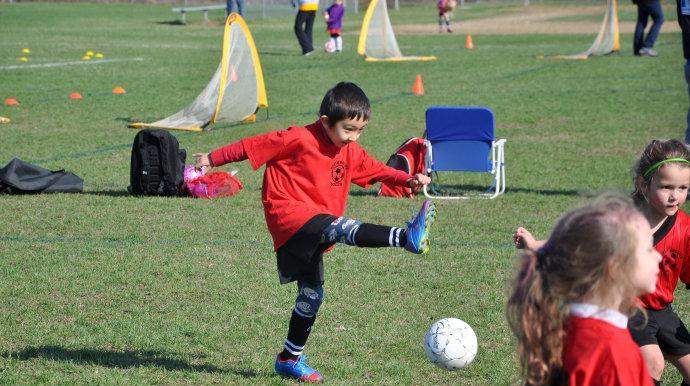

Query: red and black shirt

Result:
[639,210,690,310]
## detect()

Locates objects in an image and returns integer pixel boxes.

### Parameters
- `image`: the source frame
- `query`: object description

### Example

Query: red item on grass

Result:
[186,171,243,199]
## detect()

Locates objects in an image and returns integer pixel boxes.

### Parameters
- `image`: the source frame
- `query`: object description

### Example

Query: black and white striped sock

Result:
[352,224,407,248]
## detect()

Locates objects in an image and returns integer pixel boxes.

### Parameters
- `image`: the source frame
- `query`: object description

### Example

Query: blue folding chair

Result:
[423,106,506,199]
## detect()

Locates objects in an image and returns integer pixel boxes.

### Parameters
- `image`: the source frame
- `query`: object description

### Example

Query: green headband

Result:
[643,158,690,177]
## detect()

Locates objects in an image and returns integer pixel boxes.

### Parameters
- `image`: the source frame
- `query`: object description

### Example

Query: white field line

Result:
[0,57,145,70]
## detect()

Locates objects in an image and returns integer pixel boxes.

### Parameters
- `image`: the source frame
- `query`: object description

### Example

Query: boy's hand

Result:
[193,153,212,170]
[407,173,431,188]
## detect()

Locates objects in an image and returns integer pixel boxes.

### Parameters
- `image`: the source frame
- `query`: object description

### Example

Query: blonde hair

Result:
[632,139,690,206]
[507,193,644,385]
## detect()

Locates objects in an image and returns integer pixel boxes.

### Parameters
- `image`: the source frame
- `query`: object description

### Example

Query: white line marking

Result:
[0,57,145,70]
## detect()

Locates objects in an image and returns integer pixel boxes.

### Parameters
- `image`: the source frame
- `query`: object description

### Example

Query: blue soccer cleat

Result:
[404,200,436,254]
[275,354,324,383]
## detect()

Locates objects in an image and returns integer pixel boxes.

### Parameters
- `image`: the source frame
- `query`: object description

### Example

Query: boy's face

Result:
[321,116,368,148]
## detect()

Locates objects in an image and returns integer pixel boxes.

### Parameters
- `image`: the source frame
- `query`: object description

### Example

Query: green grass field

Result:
[0,1,687,384]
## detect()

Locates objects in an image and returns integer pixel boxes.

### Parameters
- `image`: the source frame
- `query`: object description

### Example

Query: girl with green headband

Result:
[514,139,690,386]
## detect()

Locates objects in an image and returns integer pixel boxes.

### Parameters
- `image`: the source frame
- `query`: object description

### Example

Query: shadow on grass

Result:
[259,51,298,56]
[350,185,587,198]
[349,190,378,197]
[1,345,271,378]
[156,20,186,26]
[82,190,131,197]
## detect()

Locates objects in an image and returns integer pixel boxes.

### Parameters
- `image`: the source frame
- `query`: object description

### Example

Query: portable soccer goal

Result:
[550,0,619,60]
[357,0,436,62]
[131,13,267,132]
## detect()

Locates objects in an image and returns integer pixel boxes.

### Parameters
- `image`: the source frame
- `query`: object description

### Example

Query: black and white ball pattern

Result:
[424,318,478,370]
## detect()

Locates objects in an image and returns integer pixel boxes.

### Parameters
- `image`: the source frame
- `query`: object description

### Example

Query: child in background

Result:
[324,0,344,52]
[508,193,660,385]
[678,0,690,143]
[194,82,435,383]
[514,139,690,386]
[437,0,456,33]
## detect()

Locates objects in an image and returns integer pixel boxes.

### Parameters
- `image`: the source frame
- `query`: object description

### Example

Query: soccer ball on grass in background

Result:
[424,317,478,370]
[324,40,336,53]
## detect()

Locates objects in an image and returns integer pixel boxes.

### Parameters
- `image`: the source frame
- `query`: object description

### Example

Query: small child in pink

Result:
[324,0,344,52]
[437,0,456,33]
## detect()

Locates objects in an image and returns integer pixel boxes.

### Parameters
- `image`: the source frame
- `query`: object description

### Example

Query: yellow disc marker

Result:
[95,53,104,59]
[0,116,11,124]
[21,48,30,54]
[19,57,28,62]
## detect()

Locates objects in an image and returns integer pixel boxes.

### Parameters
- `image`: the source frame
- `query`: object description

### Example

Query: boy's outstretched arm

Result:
[193,140,248,170]
[351,149,431,189]
[406,173,431,189]
[513,227,546,251]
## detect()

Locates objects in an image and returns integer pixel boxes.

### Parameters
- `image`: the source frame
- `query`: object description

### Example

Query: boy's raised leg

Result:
[404,200,437,254]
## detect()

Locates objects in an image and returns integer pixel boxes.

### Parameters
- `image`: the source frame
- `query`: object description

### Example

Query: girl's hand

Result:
[407,173,431,188]
[514,227,544,251]
[193,153,212,170]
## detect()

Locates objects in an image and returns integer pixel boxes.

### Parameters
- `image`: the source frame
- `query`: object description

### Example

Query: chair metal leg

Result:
[423,184,469,200]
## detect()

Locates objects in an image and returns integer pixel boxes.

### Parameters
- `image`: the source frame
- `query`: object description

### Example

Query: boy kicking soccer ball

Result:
[194,81,436,383]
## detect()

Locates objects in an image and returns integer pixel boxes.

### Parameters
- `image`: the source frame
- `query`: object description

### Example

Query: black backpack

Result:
[129,129,186,196]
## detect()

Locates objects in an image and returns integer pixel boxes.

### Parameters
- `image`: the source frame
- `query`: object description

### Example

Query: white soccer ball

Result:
[324,40,336,53]
[424,317,478,370]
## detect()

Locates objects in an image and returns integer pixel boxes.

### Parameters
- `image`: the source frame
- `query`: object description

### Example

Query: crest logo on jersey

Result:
[661,249,681,273]
[331,161,348,186]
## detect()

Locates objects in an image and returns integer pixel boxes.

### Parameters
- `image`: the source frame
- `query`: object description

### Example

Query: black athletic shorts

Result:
[276,214,337,285]
[629,305,690,357]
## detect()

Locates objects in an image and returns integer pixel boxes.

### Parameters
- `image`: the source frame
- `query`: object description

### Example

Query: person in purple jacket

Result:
[324,0,344,52]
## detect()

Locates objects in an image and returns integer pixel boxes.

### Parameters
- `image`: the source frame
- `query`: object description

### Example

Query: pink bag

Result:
[183,165,243,199]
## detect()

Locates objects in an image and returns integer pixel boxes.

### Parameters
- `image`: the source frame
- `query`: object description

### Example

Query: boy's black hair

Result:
[319,82,371,126]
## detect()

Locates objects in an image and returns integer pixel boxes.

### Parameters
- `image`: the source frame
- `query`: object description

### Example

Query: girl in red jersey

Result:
[629,140,690,386]
[508,193,661,385]
[514,139,690,386]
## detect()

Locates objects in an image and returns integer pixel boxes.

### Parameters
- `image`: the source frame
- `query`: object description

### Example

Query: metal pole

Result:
[394,0,398,11]
[460,0,464,8]
[354,0,358,14]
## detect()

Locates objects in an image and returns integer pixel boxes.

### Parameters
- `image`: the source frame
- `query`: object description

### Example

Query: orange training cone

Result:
[69,92,83,100]
[4,98,19,106]
[465,34,475,49]
[112,86,126,94]
[412,74,425,96]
